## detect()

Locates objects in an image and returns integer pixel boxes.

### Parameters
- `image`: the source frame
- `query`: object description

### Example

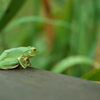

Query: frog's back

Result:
[0,46,31,61]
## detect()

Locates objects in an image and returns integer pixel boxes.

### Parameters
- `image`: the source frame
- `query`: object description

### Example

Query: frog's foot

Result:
[18,57,31,69]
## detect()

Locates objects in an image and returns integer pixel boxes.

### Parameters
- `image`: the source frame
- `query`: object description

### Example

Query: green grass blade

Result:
[82,69,100,81]
[51,56,94,73]
[3,16,70,32]
[0,0,26,31]
[29,0,40,45]
[52,0,73,59]
[73,0,88,55]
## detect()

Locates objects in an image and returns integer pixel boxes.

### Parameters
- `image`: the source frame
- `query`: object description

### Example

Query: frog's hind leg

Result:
[0,58,19,69]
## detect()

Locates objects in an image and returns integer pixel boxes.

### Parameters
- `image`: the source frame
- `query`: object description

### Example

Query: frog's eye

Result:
[32,48,36,52]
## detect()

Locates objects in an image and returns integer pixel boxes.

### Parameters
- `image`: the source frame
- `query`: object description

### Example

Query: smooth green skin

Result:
[0,46,39,69]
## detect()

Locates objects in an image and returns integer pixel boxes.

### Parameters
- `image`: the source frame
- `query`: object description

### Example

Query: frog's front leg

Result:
[0,58,19,69]
[18,57,31,69]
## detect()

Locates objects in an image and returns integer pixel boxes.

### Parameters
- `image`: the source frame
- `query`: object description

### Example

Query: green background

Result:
[0,0,100,81]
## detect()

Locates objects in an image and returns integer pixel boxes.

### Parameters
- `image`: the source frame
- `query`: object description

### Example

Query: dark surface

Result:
[0,67,100,100]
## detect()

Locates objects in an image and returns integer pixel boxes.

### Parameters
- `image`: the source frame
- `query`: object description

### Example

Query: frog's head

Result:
[18,47,39,68]
[23,47,39,57]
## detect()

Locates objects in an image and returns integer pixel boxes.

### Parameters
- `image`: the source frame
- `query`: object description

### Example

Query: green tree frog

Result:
[0,46,39,69]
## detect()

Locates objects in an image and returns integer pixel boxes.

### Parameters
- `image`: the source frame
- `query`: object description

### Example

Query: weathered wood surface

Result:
[0,67,100,100]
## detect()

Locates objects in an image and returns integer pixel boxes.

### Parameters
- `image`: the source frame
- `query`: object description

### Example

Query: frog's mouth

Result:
[30,54,38,56]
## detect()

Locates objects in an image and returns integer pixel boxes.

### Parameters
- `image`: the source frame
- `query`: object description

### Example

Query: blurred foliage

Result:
[0,0,100,81]
[82,69,100,81]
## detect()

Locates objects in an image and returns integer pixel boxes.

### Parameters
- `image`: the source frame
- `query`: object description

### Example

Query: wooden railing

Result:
[0,67,100,100]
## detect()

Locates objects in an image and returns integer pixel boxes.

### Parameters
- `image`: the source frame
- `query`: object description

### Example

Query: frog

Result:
[0,46,39,69]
